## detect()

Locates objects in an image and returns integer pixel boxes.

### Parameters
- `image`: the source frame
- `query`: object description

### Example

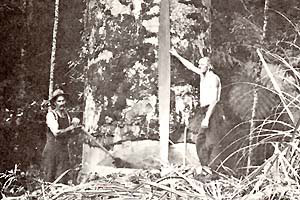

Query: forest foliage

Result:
[0,0,84,171]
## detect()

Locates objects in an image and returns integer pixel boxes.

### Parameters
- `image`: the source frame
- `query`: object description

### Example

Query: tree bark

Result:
[79,0,107,179]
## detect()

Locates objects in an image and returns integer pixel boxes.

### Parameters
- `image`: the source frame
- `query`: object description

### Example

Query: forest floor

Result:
[2,161,300,200]
[1,165,234,200]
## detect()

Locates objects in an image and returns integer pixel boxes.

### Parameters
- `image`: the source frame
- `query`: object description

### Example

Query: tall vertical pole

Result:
[262,0,270,41]
[49,0,60,102]
[158,0,170,166]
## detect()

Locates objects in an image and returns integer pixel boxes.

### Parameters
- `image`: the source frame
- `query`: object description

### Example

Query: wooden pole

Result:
[158,0,170,166]
[49,0,60,101]
[183,126,187,166]
[262,0,270,41]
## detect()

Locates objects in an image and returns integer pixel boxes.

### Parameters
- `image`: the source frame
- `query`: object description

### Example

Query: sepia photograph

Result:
[1,0,300,199]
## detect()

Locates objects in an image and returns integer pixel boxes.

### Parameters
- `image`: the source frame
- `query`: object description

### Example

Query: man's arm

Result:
[202,101,218,128]
[170,49,202,75]
[46,112,76,137]
[201,75,221,128]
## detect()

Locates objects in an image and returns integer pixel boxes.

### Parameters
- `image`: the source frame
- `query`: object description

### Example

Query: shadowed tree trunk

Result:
[247,0,271,174]
[17,0,33,105]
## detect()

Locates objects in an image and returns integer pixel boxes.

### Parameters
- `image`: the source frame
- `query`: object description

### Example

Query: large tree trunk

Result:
[17,0,33,105]
[81,84,105,175]
[158,0,170,167]
[79,0,108,179]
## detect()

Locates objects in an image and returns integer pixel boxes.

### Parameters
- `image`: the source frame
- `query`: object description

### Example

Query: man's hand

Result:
[201,117,209,129]
[72,117,80,128]
[169,48,179,57]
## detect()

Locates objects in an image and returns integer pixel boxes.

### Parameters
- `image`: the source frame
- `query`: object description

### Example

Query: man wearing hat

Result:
[170,48,224,167]
[42,89,80,183]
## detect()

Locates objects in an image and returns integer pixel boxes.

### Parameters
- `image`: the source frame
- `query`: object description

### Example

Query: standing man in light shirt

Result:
[42,89,80,184]
[170,48,223,167]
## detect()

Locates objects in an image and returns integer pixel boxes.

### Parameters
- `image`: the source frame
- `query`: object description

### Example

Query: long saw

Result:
[79,126,133,168]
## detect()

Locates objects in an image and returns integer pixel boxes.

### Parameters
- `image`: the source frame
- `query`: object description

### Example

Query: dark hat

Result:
[50,89,69,104]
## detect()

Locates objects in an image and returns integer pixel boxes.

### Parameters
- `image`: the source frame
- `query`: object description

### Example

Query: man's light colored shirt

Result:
[46,111,70,135]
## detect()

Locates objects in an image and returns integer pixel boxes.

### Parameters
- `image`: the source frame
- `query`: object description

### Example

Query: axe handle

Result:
[79,127,115,159]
